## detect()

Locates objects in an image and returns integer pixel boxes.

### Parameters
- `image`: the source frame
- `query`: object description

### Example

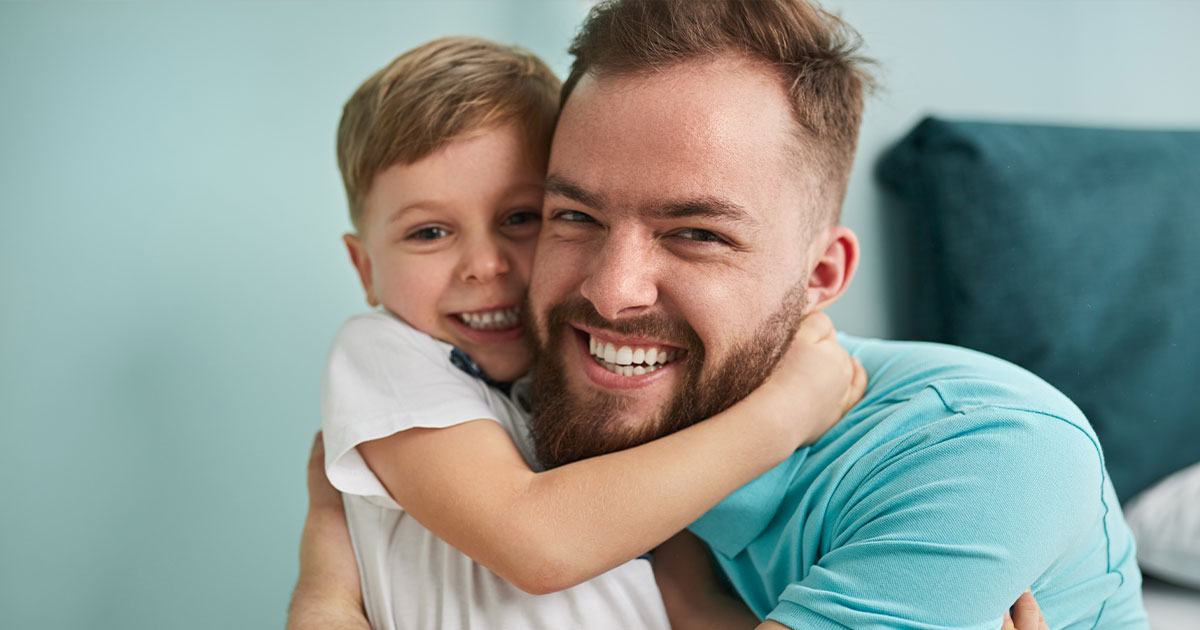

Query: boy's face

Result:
[345,122,544,381]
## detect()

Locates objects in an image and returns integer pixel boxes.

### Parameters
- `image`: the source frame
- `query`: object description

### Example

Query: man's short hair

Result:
[337,37,561,230]
[563,0,873,224]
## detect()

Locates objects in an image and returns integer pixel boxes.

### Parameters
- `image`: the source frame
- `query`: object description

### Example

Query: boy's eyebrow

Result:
[385,201,439,225]
[544,174,605,209]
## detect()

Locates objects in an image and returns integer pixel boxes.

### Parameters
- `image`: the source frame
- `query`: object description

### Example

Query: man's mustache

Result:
[533,295,704,356]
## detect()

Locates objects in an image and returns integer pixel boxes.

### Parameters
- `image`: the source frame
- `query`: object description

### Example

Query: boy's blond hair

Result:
[337,37,561,230]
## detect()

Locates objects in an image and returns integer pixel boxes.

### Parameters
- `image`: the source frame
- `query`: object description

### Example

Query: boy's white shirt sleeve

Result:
[321,311,502,510]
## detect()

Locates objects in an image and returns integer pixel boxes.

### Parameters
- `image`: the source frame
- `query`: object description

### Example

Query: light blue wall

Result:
[2,2,1198,628]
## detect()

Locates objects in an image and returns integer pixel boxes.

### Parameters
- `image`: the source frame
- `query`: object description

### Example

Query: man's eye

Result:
[553,210,596,224]
[675,228,724,243]
[407,226,450,241]
[502,210,542,226]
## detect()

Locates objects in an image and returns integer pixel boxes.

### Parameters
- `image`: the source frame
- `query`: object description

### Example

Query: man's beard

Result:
[526,283,808,469]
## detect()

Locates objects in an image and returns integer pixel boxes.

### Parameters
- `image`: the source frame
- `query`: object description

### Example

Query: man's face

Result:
[527,56,831,467]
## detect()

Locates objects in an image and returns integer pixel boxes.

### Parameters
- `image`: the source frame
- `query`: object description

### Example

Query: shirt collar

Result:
[449,347,512,395]
[688,448,808,558]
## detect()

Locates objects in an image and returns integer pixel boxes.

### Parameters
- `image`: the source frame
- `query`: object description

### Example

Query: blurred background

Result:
[2,1,1198,628]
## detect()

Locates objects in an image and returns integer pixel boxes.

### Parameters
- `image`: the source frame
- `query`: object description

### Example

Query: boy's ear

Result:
[343,233,379,307]
[804,225,859,314]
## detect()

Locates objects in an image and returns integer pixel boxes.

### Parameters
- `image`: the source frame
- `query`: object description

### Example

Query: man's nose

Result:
[580,230,659,320]
[458,234,511,284]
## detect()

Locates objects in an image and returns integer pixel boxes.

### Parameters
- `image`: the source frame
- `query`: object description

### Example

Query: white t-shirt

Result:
[322,311,670,630]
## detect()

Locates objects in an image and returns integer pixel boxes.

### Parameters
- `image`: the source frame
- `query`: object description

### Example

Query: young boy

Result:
[322,37,864,629]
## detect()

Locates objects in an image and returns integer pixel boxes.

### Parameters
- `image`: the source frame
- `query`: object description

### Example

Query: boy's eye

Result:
[502,210,542,226]
[674,228,725,243]
[407,226,450,241]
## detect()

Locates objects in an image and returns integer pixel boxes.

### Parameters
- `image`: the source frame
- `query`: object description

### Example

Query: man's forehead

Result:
[546,70,815,234]
[555,61,788,145]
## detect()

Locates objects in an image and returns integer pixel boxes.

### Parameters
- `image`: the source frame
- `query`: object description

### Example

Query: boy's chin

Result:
[472,346,532,382]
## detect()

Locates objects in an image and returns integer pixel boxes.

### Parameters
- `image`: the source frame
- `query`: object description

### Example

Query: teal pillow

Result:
[877,117,1200,500]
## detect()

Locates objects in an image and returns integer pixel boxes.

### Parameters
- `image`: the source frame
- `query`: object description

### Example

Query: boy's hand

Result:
[749,311,866,448]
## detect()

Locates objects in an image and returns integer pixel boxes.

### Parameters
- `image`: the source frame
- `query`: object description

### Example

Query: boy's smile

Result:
[344,122,545,382]
[448,305,524,343]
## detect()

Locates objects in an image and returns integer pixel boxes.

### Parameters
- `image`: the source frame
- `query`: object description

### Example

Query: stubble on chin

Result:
[525,284,806,469]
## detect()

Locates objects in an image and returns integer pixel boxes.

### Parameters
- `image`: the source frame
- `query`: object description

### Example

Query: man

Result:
[294,1,1147,628]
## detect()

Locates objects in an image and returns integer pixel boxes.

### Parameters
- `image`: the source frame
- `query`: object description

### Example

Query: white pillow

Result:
[1124,461,1200,590]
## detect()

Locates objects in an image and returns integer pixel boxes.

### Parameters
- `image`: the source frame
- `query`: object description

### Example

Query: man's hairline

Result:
[553,60,844,231]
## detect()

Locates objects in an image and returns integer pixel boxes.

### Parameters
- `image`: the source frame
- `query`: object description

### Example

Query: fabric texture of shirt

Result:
[690,335,1147,630]
[322,310,670,630]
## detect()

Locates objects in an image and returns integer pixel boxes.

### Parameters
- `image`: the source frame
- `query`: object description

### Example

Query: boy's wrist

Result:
[739,385,807,453]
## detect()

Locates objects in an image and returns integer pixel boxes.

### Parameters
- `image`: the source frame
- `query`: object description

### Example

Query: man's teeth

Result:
[458,307,520,330]
[587,335,678,376]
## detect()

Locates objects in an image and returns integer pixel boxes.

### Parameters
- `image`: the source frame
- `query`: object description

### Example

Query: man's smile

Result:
[570,324,688,389]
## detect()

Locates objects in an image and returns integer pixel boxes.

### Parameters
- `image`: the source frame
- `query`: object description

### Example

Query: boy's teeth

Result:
[586,334,679,376]
[458,307,520,330]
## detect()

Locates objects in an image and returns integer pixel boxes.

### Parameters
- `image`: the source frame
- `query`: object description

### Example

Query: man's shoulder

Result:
[838,334,1087,428]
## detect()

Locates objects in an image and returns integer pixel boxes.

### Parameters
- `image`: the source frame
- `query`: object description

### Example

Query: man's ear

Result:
[343,233,379,307]
[805,225,859,313]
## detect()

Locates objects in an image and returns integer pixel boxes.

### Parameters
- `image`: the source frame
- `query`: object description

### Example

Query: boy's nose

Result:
[580,231,659,320]
[458,238,510,284]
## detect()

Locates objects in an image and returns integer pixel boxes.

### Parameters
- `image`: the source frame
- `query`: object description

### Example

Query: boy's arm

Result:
[358,312,866,595]
[287,433,370,630]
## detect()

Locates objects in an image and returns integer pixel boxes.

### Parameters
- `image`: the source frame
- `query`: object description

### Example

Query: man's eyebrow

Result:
[646,197,755,225]
[544,174,605,209]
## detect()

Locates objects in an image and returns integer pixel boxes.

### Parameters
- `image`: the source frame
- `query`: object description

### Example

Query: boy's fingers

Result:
[841,358,867,415]
[1001,610,1016,630]
[809,311,834,340]
[796,311,832,344]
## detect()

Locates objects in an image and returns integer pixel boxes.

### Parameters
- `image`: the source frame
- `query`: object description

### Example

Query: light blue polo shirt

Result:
[689,335,1147,630]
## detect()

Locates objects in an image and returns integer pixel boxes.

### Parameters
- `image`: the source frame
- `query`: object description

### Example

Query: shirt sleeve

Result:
[320,313,500,508]
[766,408,1106,630]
